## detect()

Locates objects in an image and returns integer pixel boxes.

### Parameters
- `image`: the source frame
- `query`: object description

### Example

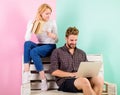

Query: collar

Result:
[62,44,77,53]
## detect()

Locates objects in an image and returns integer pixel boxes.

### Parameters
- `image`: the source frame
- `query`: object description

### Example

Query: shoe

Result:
[41,79,48,91]
[22,71,31,84]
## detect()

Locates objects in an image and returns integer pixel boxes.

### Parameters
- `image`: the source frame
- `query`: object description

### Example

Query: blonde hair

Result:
[35,3,52,20]
[65,27,79,37]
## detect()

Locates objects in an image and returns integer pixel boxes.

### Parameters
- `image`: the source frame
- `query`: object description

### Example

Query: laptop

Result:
[77,61,102,78]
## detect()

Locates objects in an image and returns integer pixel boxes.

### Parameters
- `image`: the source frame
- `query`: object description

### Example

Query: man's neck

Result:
[69,49,74,55]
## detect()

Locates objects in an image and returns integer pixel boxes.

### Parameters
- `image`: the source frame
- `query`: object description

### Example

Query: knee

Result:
[97,77,104,87]
[76,78,91,89]
[81,78,91,88]
[30,49,38,57]
[24,41,32,47]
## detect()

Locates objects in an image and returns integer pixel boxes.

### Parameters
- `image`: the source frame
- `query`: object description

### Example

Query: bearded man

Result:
[49,27,104,95]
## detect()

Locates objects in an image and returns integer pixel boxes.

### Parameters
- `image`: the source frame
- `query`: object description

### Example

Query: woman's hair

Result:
[35,3,52,20]
[65,27,79,37]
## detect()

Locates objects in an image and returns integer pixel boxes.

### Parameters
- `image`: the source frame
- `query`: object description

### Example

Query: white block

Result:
[21,83,31,95]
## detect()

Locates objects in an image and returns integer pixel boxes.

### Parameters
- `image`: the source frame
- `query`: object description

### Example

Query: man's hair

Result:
[65,27,79,37]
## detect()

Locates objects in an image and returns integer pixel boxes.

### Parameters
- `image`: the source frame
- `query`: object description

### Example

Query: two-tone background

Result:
[0,0,120,95]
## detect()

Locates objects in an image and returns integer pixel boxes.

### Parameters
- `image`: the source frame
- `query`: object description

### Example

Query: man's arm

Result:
[50,49,77,78]
[51,69,77,78]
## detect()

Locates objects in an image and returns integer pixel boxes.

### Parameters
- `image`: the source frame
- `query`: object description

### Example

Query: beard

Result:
[67,43,76,49]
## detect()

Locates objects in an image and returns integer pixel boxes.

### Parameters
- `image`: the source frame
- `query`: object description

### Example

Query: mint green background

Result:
[57,0,120,94]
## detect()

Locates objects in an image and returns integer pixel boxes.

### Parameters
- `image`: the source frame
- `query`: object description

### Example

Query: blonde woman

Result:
[23,4,58,91]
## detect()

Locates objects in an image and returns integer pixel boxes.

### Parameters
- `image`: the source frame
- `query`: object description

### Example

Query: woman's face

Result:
[41,8,51,21]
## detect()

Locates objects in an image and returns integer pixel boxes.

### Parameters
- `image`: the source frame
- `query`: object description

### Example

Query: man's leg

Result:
[90,76,104,95]
[74,77,96,95]
[58,78,82,93]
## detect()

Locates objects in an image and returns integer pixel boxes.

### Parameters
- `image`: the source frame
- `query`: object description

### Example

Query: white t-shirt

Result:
[25,19,58,44]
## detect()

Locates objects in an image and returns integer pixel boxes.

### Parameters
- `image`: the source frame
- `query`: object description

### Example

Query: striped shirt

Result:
[50,44,87,86]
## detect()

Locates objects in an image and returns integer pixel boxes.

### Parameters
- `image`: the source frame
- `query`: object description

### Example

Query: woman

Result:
[23,4,58,91]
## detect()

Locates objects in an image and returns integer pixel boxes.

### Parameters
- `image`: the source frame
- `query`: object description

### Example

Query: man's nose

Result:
[73,41,76,44]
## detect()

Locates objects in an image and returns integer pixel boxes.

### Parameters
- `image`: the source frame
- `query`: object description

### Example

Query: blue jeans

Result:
[24,41,56,72]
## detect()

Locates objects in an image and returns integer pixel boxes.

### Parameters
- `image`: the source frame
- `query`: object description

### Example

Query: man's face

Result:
[66,35,78,49]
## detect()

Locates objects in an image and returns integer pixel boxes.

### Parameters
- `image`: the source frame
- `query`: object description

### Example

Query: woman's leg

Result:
[24,41,37,71]
[30,44,56,78]
[30,44,56,90]
[23,41,37,84]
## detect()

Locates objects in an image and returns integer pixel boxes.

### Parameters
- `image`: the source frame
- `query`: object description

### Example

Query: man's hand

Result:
[52,70,77,78]
[69,72,77,78]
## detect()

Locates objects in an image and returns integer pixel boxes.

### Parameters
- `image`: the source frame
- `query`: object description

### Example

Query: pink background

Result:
[0,0,56,95]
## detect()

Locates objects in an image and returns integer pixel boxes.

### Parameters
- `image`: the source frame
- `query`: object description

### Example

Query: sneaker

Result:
[41,79,48,91]
[22,71,31,84]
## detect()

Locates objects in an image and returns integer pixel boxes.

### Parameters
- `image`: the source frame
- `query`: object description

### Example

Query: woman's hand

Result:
[47,32,56,39]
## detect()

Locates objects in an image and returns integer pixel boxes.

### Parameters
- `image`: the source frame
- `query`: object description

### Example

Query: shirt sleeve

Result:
[52,20,58,42]
[25,20,33,41]
[49,49,59,74]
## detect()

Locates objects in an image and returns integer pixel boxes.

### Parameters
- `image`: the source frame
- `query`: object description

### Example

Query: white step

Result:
[31,90,83,95]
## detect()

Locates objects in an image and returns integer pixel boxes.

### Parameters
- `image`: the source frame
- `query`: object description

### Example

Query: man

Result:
[49,27,104,95]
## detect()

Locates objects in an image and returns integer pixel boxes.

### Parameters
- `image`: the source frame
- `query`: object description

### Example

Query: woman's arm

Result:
[47,20,58,42]
[25,20,33,41]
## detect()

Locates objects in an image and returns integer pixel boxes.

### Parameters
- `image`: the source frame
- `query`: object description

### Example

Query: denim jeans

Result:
[24,41,56,71]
